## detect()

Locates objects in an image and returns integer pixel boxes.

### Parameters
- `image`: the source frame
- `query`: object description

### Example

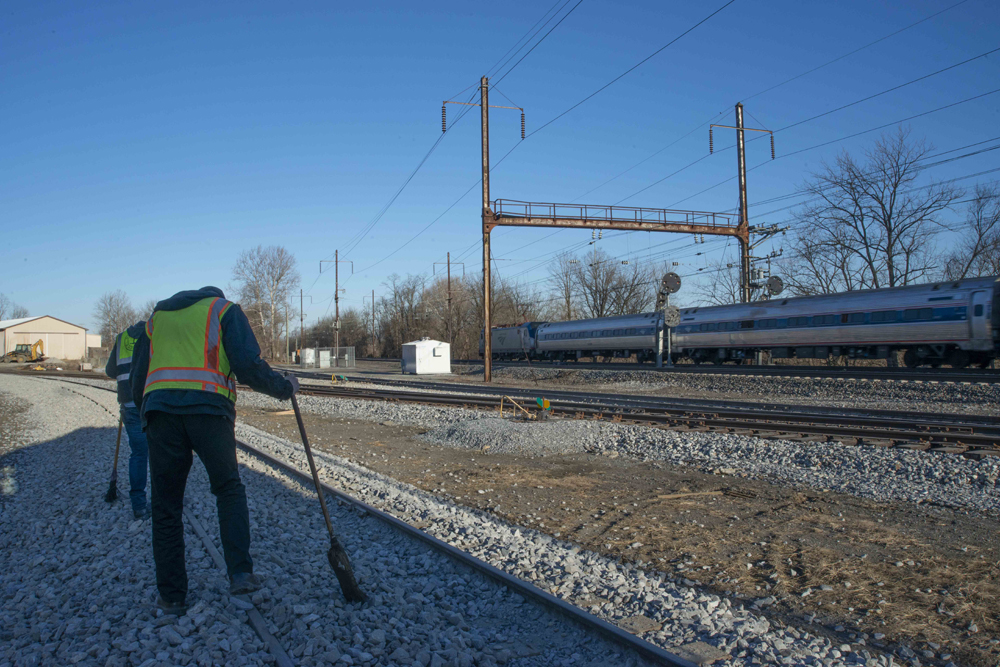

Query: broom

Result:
[104,417,123,503]
[290,393,367,603]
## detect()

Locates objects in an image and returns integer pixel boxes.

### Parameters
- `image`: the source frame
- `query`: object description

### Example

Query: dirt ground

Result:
[239,406,1000,667]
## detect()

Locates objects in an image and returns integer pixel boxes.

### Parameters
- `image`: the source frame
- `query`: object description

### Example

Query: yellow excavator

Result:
[1,340,44,363]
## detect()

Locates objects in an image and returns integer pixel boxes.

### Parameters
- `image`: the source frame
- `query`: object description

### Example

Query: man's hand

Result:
[286,375,300,395]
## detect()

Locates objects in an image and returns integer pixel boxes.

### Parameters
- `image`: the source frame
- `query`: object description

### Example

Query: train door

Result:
[970,291,990,349]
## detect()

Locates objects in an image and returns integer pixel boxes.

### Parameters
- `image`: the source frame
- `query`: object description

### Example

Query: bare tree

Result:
[137,299,158,320]
[232,245,300,360]
[789,128,961,293]
[574,248,619,318]
[942,183,1000,279]
[610,260,656,314]
[548,253,578,321]
[0,294,29,321]
[94,290,137,346]
[693,259,742,305]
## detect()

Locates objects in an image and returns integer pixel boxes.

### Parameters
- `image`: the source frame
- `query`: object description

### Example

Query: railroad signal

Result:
[660,272,681,295]
[766,275,784,296]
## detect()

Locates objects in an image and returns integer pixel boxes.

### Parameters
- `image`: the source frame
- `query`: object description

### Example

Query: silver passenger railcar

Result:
[478,322,543,360]
[535,313,660,362]
[671,276,999,367]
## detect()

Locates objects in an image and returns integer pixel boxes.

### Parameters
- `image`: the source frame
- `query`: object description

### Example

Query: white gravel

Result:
[0,375,272,667]
[0,376,653,667]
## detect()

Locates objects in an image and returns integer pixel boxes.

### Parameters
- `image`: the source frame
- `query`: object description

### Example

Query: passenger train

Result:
[479,276,1000,368]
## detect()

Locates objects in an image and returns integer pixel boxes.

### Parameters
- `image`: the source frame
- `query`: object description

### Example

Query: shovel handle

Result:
[290,394,337,541]
[110,417,123,482]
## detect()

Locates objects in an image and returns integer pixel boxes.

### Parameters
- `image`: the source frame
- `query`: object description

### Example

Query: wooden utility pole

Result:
[446,252,452,346]
[335,249,340,366]
[299,289,303,365]
[481,76,492,382]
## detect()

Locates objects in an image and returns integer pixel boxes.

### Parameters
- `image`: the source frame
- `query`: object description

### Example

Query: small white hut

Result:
[401,338,451,374]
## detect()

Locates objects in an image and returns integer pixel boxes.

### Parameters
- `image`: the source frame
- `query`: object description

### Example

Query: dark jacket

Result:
[105,321,146,406]
[130,286,293,428]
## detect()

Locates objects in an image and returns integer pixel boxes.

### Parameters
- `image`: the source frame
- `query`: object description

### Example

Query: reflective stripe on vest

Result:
[143,297,237,402]
[115,330,139,400]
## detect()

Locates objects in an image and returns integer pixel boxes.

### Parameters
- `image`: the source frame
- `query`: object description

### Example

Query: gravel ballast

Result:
[0,376,654,667]
[240,390,1000,517]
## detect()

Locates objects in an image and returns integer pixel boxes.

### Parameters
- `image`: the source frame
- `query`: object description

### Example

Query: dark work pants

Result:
[146,411,253,602]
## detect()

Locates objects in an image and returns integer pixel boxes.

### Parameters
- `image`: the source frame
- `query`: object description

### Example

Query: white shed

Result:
[401,338,451,375]
[0,316,89,361]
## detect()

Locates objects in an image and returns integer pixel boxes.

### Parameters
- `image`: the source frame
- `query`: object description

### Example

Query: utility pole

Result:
[736,103,751,303]
[299,289,303,366]
[442,78,523,382]
[285,304,289,362]
[320,253,352,368]
[371,289,375,357]
[481,76,492,382]
[710,104,774,303]
[446,252,452,346]
[335,249,340,367]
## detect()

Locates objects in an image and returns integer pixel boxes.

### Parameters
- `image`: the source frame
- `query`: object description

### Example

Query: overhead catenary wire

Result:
[365,1,739,274]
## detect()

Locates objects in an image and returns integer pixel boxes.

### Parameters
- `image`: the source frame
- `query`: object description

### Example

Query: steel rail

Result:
[31,374,694,666]
[235,437,697,667]
[289,384,1000,452]
[349,358,1000,384]
[289,369,1000,428]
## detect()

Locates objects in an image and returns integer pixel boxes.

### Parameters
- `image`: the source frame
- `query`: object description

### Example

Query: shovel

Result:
[104,417,123,503]
[289,393,367,603]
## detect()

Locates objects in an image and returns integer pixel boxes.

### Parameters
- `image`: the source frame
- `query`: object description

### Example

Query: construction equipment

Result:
[289,392,367,603]
[1,340,44,364]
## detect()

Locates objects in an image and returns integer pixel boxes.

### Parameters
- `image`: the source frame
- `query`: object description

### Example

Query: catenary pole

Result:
[736,102,751,303]
[481,75,492,383]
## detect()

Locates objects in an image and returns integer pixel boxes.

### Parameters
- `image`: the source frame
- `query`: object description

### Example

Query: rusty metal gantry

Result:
[481,199,748,382]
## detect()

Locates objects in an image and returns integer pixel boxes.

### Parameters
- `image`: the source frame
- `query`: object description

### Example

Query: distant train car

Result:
[478,322,543,360]
[535,313,660,362]
[672,276,999,368]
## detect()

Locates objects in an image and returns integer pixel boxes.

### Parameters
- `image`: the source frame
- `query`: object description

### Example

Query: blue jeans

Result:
[121,405,149,512]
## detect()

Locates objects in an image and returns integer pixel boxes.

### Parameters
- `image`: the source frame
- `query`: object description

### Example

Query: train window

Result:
[740,320,754,329]
[847,313,865,324]
[613,329,623,336]
[872,310,897,323]
[762,319,777,328]
[627,328,637,335]
[903,308,933,321]
[602,330,611,337]
[974,304,984,317]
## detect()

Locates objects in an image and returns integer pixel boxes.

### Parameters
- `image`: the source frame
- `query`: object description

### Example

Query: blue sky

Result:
[2,0,998,333]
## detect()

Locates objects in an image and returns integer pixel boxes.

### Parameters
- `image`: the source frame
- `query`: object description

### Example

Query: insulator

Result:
[700,234,705,243]
[592,230,595,239]
[598,230,603,239]
[442,104,447,133]
[709,128,714,154]
[520,112,525,140]
[770,134,775,160]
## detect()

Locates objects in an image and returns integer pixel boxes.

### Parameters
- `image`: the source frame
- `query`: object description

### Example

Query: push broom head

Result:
[104,479,119,503]
[328,538,366,603]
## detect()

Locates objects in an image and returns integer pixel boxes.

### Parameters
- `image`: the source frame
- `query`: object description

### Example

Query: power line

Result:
[369,1,739,273]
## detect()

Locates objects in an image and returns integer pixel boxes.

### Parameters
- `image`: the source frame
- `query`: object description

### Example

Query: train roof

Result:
[680,275,999,319]
[540,312,658,331]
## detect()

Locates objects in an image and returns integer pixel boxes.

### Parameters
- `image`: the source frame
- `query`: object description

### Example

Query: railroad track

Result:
[355,357,1000,384]
[22,373,695,667]
[286,376,1000,457]
[14,369,1000,456]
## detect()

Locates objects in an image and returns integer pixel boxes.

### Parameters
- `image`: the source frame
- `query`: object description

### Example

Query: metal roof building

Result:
[0,316,94,361]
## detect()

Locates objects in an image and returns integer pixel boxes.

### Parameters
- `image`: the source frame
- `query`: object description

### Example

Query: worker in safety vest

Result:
[129,286,299,616]
[105,322,151,519]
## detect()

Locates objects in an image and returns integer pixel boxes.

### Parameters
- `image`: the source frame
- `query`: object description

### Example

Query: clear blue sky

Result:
[2,0,998,333]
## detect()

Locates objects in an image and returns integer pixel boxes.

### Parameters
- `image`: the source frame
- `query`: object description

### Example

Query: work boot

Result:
[156,596,188,616]
[229,572,262,596]
[133,506,151,521]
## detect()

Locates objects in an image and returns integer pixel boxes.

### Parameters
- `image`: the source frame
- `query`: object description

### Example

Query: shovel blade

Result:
[328,539,366,603]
